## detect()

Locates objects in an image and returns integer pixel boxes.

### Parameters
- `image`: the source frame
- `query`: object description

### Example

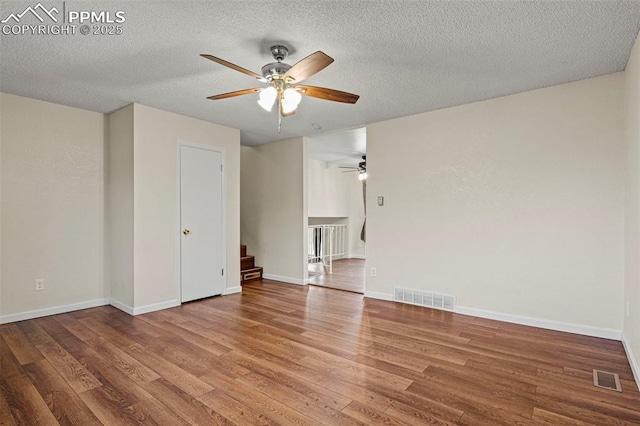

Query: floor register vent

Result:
[394,288,455,312]
[593,370,622,392]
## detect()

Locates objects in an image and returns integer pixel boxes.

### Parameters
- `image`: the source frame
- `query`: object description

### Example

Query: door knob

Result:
[183,229,190,235]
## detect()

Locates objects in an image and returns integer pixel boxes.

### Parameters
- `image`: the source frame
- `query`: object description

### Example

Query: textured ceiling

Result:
[1,1,639,146]
[308,127,366,167]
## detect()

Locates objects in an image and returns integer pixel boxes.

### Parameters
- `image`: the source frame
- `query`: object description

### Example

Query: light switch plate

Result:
[377,196,384,206]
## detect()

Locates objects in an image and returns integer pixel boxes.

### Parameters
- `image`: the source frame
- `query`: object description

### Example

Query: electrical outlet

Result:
[35,279,45,291]
[370,267,377,277]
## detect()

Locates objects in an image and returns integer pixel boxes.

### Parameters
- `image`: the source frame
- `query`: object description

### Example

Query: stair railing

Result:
[307,224,348,274]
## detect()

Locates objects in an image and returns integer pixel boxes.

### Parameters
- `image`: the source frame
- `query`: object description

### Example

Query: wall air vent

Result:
[393,288,455,312]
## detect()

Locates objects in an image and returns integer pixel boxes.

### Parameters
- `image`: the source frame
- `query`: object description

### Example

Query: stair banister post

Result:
[329,226,333,274]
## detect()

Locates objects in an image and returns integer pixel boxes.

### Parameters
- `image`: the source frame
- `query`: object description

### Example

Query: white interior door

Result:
[180,145,224,302]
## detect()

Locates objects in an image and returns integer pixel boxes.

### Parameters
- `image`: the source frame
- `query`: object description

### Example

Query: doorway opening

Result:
[306,127,366,293]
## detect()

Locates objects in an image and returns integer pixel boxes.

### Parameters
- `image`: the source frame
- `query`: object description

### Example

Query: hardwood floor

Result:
[308,258,366,293]
[2,280,640,425]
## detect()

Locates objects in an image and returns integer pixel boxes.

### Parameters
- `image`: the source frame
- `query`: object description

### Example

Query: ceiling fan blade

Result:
[338,166,358,169]
[297,85,360,104]
[341,170,359,173]
[283,51,334,82]
[201,54,264,81]
[207,88,262,100]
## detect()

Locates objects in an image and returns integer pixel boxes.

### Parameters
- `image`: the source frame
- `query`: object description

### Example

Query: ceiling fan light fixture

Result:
[258,86,277,111]
[201,47,359,127]
[281,87,302,114]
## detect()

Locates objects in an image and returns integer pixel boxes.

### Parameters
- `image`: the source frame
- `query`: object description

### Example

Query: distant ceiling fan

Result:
[340,155,367,180]
[201,45,360,125]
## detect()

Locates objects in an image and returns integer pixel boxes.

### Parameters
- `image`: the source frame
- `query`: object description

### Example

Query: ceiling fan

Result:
[340,155,367,180]
[201,45,360,124]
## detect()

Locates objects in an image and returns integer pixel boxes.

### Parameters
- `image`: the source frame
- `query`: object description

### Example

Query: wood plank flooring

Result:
[2,279,640,425]
[308,258,366,293]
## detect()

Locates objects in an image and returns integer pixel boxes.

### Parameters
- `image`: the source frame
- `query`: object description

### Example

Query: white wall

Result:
[1,93,107,321]
[132,104,241,308]
[624,34,640,385]
[241,138,307,284]
[366,73,625,334]
[307,159,365,257]
[308,159,350,216]
[107,105,134,307]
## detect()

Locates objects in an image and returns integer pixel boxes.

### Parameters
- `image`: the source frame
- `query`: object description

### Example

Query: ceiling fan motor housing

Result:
[261,62,292,79]
[261,45,293,79]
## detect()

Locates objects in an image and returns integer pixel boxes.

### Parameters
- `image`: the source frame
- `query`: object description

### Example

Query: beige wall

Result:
[624,34,640,384]
[366,73,625,333]
[0,93,3,318]
[107,105,134,307]
[241,138,307,283]
[0,95,240,321]
[1,93,107,320]
[132,104,241,308]
[307,159,366,257]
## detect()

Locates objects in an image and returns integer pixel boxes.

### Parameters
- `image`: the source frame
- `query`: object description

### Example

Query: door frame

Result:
[176,140,227,303]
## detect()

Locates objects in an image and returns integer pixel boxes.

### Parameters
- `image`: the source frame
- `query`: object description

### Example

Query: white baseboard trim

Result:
[0,298,109,324]
[223,286,242,295]
[133,299,180,315]
[622,333,640,391]
[455,305,622,340]
[364,291,394,301]
[362,293,621,340]
[262,273,307,285]
[349,254,366,260]
[109,298,134,315]
[110,298,180,316]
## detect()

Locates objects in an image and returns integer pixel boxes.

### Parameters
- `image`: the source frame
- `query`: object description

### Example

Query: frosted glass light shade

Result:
[258,86,277,111]
[281,88,302,114]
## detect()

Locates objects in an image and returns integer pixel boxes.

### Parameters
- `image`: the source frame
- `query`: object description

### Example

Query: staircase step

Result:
[241,255,255,270]
[241,266,263,283]
[240,244,262,285]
